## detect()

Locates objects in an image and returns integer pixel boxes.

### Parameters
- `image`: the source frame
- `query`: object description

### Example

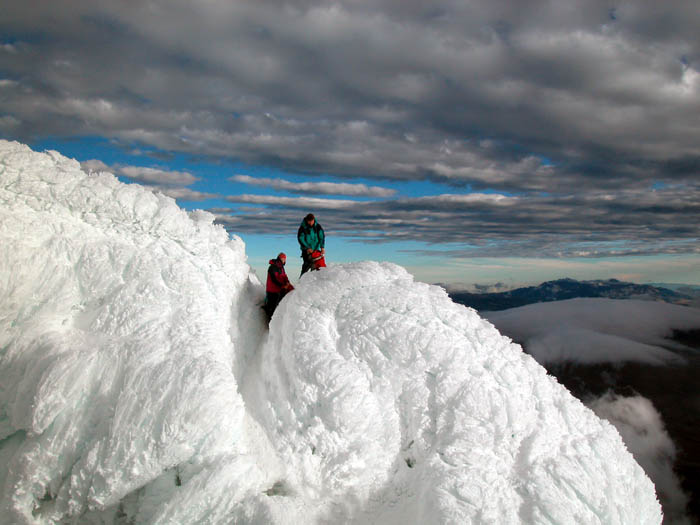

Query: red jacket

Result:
[266,258,291,293]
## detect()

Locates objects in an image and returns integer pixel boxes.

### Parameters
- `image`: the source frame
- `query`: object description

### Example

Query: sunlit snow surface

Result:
[0,140,662,523]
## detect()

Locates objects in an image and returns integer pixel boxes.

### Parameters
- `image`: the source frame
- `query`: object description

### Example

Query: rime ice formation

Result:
[0,140,662,524]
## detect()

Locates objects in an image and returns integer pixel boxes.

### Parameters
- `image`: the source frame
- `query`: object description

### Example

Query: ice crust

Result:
[0,140,662,523]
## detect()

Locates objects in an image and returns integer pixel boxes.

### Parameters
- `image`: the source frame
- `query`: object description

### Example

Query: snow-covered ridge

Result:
[0,140,661,523]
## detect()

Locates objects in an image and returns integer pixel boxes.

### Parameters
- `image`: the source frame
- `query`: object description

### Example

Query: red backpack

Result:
[310,250,326,270]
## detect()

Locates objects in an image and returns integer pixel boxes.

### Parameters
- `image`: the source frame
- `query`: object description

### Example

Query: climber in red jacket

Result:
[264,252,294,320]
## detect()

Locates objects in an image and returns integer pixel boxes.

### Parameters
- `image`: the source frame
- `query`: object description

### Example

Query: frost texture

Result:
[0,140,662,524]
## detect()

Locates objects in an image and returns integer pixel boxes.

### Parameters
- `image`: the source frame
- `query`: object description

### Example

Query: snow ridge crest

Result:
[0,140,661,524]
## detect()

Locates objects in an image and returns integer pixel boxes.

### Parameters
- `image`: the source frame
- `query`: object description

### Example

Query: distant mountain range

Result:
[448,278,699,312]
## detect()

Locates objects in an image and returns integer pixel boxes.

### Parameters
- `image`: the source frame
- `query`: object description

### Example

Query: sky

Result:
[1,0,699,287]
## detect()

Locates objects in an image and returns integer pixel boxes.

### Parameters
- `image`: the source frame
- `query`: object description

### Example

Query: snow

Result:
[0,140,662,523]
[485,298,700,365]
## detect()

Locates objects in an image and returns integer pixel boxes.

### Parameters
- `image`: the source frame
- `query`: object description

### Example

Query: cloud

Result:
[212,181,699,256]
[231,174,396,197]
[150,187,218,201]
[2,1,699,187]
[117,166,198,186]
[439,282,512,294]
[82,160,198,186]
[484,298,700,365]
[2,2,700,257]
[0,115,21,131]
[225,194,358,210]
[218,190,524,241]
[81,159,111,173]
[80,159,214,201]
[0,43,18,54]
[587,393,691,524]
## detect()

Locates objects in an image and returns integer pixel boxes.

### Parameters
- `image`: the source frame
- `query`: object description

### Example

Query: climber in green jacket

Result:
[297,213,325,276]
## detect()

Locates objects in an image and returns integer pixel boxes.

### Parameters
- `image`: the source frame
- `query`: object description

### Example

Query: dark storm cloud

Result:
[216,182,700,256]
[2,1,699,255]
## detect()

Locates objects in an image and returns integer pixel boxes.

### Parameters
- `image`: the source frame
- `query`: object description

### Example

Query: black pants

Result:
[264,292,282,320]
[300,250,314,276]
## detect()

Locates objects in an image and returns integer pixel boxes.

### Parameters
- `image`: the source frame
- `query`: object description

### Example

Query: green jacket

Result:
[297,220,325,252]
